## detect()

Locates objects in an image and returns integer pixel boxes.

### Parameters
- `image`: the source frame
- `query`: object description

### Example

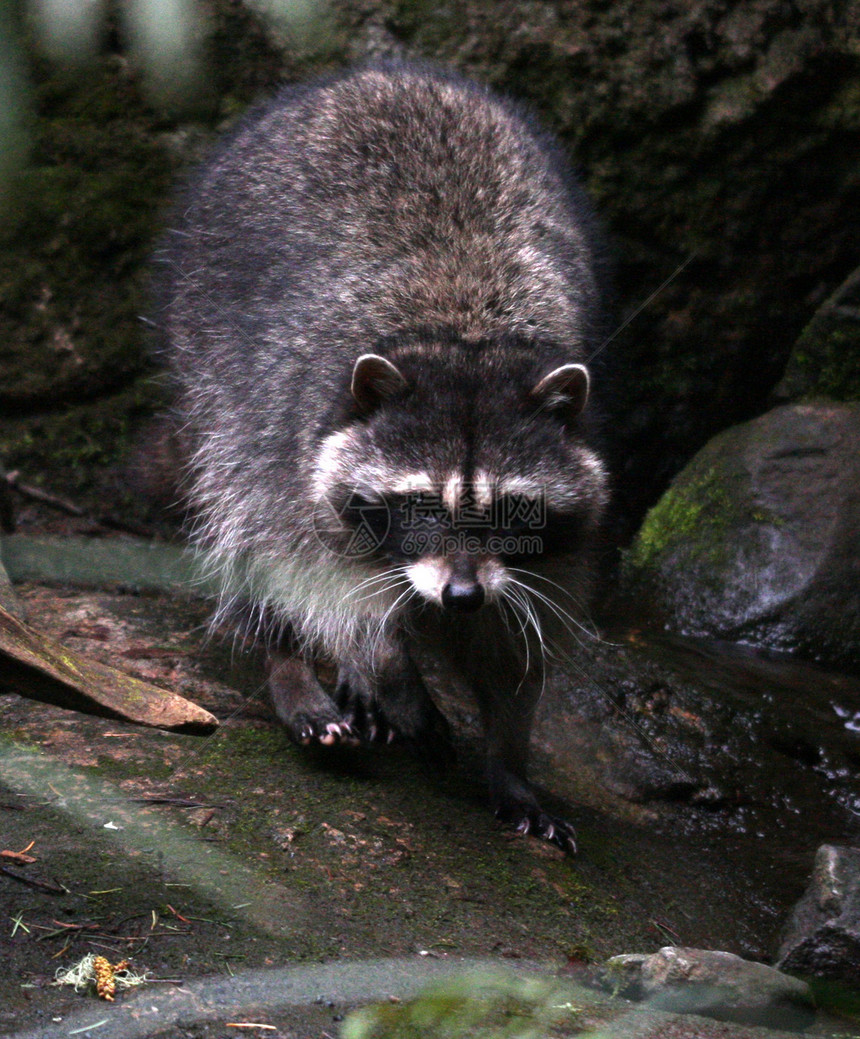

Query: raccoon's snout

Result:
[441,578,485,612]
[440,557,485,613]
[406,554,507,610]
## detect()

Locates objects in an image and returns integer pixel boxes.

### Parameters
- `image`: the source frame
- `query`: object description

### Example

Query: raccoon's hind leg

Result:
[334,639,452,765]
[466,642,578,855]
[267,649,356,746]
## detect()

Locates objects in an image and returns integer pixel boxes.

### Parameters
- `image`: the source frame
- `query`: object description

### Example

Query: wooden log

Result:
[0,603,218,734]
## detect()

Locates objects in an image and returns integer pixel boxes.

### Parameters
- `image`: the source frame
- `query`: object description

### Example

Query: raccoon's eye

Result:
[338,492,391,541]
[393,492,451,533]
[497,506,585,562]
[340,491,383,513]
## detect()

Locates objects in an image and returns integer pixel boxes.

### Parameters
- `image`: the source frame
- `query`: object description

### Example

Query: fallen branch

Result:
[0,604,218,734]
[1,467,158,538]
[2,469,84,517]
[1,865,67,895]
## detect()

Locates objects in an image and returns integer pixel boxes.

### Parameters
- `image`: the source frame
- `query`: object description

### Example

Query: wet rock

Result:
[620,402,860,672]
[601,947,814,1030]
[599,952,650,992]
[0,533,215,596]
[777,844,860,984]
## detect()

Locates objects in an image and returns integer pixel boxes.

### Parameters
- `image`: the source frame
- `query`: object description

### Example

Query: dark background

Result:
[1,0,858,545]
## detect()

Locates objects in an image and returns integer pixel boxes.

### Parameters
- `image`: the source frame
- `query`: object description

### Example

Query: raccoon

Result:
[159,60,609,853]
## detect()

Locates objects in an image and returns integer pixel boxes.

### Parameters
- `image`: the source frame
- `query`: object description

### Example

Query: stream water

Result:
[532,626,860,960]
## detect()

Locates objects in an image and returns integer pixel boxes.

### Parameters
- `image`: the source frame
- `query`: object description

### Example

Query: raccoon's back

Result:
[162,62,601,388]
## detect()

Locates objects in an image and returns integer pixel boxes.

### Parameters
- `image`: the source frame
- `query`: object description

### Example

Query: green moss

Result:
[171,721,630,958]
[205,724,291,762]
[623,433,792,594]
[386,0,470,56]
[0,375,165,515]
[0,56,178,407]
[625,469,717,572]
[93,751,177,783]
[805,976,860,1021]
[342,973,586,1039]
[780,313,860,402]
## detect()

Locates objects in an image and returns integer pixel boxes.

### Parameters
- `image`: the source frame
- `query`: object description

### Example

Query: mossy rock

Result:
[0,60,176,408]
[622,403,860,672]
[0,375,171,527]
[342,971,588,1039]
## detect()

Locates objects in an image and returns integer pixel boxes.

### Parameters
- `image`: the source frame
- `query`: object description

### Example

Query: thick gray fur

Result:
[159,60,610,853]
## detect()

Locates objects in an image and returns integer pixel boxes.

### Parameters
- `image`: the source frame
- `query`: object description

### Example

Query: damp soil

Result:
[1,538,860,1037]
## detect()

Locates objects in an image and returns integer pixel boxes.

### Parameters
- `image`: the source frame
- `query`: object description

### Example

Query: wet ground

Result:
[2,534,860,1037]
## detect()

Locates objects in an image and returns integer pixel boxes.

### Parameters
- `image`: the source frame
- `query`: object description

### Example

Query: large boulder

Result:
[774,267,860,404]
[621,402,860,672]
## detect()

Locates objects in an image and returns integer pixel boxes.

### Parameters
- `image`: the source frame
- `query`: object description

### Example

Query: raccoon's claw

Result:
[334,668,399,746]
[317,721,360,747]
[495,804,577,856]
[338,700,394,745]
[334,660,454,764]
[267,654,360,747]
[290,714,358,747]
[335,667,377,738]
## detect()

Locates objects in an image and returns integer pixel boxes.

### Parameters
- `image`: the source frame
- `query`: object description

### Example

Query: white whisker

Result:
[507,572,602,649]
[347,571,412,607]
[503,584,550,702]
[508,567,619,647]
[501,588,531,679]
[368,583,420,669]
[344,565,410,600]
[512,584,591,659]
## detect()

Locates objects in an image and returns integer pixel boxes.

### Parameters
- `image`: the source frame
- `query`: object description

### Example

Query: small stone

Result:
[602,946,814,1030]
[777,844,860,984]
[598,953,649,998]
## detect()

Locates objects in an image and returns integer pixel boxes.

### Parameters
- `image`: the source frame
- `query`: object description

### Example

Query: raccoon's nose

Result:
[441,579,485,612]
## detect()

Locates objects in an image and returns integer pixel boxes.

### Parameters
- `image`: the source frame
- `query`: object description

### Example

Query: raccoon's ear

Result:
[351,354,409,413]
[531,363,590,425]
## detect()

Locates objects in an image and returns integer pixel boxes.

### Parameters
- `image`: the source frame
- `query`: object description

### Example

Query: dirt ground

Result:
[2,567,858,1038]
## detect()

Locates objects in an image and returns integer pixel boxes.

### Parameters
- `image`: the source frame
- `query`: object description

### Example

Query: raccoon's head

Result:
[311,335,609,615]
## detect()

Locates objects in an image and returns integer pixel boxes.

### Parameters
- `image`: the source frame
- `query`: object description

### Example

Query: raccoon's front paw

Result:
[496,802,578,856]
[335,663,454,765]
[489,765,577,855]
[335,665,395,744]
[267,653,358,747]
